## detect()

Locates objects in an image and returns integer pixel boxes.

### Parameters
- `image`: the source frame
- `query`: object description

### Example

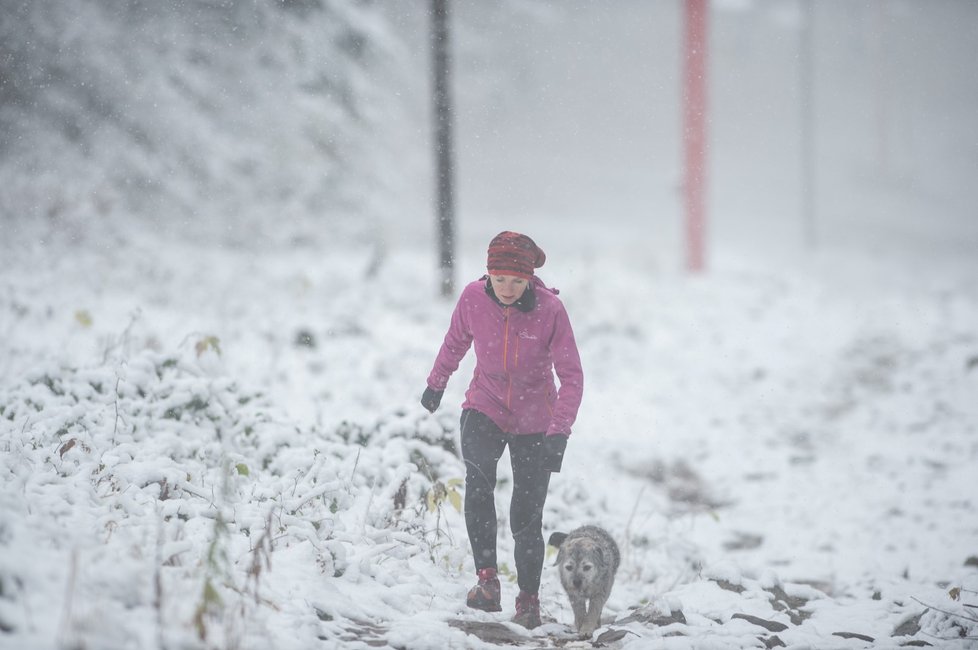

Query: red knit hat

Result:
[486,231,546,280]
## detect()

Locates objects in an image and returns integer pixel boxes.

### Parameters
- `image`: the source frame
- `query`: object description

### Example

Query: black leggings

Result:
[460,409,551,594]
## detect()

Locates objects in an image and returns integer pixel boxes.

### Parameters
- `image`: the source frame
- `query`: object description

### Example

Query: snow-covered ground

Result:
[3,1,978,649]
[2,208,976,649]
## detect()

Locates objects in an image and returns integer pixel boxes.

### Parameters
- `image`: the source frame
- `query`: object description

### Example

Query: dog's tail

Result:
[547,532,568,548]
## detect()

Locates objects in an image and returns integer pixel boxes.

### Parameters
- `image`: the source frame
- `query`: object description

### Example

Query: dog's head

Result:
[554,536,611,594]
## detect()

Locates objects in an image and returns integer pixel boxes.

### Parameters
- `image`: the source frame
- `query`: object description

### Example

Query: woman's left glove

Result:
[420,387,444,413]
[541,434,568,472]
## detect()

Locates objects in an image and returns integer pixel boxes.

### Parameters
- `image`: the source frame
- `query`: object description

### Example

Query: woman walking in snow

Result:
[421,231,584,628]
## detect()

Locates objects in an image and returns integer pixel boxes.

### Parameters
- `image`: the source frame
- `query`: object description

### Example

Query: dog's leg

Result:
[579,594,607,637]
[569,594,587,632]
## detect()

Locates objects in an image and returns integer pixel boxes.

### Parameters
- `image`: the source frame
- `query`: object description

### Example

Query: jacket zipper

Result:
[502,307,513,410]
[514,330,520,368]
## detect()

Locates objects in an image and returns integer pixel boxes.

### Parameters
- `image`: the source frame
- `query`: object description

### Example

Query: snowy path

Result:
[1,228,977,649]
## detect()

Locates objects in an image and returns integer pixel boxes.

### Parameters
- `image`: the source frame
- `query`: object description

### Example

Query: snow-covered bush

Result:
[0,343,467,647]
[0,0,408,246]
[917,582,978,643]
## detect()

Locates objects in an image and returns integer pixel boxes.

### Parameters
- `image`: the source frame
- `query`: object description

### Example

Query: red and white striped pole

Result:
[682,0,709,272]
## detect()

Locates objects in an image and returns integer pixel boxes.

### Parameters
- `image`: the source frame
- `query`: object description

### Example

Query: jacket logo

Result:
[518,330,538,340]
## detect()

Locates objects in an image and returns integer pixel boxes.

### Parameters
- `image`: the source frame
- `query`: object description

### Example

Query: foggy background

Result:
[3,0,976,287]
[429,0,978,283]
[2,3,977,647]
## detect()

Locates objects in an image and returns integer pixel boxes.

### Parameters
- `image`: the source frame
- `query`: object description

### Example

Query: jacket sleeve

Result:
[426,294,473,391]
[547,303,584,436]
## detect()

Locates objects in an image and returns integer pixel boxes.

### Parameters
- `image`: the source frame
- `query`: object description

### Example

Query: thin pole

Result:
[682,0,708,273]
[872,1,890,177]
[800,0,816,249]
[431,0,456,297]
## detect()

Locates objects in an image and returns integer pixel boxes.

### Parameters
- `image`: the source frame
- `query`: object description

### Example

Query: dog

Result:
[548,525,620,637]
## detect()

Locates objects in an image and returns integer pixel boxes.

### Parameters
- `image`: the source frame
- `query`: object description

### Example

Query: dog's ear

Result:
[548,532,568,548]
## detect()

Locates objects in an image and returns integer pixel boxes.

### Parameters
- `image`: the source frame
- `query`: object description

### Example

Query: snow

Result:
[3,220,976,649]
[3,1,978,649]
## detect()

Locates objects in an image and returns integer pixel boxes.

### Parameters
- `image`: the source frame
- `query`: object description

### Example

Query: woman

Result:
[420,231,584,628]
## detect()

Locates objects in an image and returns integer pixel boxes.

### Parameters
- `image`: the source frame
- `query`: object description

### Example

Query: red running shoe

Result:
[513,591,541,629]
[466,568,502,612]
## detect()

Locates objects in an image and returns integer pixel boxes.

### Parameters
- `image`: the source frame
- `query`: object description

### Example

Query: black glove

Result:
[541,434,568,472]
[420,387,444,413]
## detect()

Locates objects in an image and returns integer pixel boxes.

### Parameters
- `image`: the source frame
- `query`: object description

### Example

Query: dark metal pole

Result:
[431,0,456,297]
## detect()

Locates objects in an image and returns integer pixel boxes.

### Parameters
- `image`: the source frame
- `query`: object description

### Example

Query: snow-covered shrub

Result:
[0,0,409,246]
[917,583,978,643]
[0,344,467,647]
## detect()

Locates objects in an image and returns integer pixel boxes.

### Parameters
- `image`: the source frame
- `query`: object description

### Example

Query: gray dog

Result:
[548,526,620,636]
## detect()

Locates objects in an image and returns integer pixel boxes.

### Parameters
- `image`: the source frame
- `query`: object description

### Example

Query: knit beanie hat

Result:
[486,231,546,280]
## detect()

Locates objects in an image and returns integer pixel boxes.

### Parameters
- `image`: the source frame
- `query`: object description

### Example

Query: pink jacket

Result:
[426,276,584,436]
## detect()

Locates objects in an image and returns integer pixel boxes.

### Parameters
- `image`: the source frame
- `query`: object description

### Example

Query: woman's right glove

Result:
[420,387,444,413]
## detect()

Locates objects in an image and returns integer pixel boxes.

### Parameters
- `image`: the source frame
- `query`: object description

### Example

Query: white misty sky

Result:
[390,1,978,283]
